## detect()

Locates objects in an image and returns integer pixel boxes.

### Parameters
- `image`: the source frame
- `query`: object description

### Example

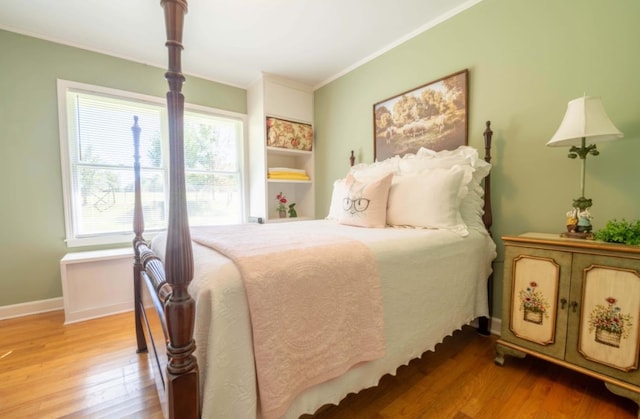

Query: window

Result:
[58,80,246,247]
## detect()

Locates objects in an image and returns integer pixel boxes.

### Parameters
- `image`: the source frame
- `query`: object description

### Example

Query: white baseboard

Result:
[491,318,502,336]
[0,297,64,320]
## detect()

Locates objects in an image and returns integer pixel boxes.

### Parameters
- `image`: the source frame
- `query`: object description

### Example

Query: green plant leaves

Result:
[594,219,640,246]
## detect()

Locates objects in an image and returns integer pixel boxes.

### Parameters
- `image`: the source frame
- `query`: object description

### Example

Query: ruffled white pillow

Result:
[398,146,491,230]
[400,146,491,183]
[349,155,401,182]
[386,165,474,236]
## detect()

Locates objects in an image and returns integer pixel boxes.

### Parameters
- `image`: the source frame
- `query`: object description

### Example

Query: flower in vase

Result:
[276,192,287,212]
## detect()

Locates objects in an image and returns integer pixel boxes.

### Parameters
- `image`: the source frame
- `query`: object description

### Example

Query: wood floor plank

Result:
[1,311,638,418]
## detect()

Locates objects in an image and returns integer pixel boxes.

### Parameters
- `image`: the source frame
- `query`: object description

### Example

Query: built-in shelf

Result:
[267,179,312,184]
[266,146,313,156]
[248,74,315,222]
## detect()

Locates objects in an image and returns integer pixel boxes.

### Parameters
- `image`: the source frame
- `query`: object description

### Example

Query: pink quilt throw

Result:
[191,223,385,419]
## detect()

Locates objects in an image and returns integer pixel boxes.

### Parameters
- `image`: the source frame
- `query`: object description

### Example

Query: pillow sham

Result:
[338,173,393,228]
[386,165,473,236]
[326,178,346,220]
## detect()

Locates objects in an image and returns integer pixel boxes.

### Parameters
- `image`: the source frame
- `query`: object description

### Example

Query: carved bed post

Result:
[132,116,147,353]
[482,120,493,232]
[160,0,199,417]
[478,120,494,336]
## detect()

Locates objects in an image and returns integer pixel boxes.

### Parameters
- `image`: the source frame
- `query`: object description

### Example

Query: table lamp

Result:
[547,96,623,238]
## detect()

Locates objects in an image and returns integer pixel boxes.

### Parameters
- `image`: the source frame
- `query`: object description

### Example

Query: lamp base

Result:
[560,231,594,240]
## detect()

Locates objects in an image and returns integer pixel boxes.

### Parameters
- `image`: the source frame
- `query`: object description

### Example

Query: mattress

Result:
[151,219,496,418]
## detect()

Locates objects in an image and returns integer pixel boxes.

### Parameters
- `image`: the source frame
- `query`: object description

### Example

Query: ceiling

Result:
[0,0,478,89]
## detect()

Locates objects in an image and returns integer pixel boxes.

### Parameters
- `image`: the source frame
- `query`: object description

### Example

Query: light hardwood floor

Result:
[0,310,637,418]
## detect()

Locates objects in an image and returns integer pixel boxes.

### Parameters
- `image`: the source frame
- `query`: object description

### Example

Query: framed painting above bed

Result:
[373,69,468,160]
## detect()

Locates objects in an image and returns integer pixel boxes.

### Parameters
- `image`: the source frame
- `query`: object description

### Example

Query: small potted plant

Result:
[276,192,287,218]
[594,219,640,246]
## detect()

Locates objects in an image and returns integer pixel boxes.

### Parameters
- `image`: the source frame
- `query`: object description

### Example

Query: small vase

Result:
[278,210,287,218]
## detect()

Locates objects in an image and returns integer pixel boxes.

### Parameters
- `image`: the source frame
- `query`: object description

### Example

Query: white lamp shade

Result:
[547,96,623,147]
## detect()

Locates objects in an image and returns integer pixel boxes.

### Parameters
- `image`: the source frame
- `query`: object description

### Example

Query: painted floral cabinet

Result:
[496,233,640,411]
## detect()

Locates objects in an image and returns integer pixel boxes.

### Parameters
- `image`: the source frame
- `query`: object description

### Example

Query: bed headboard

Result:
[350,120,493,233]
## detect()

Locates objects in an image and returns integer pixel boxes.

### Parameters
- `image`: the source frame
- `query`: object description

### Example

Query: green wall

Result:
[3,0,640,321]
[314,0,640,317]
[0,29,246,307]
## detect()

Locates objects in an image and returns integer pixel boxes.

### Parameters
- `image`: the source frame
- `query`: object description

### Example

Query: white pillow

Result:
[460,183,486,230]
[386,165,473,236]
[326,178,346,220]
[338,173,393,228]
[349,155,400,182]
[401,145,491,185]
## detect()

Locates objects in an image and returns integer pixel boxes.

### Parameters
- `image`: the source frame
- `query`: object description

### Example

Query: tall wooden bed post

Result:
[482,120,493,232]
[478,120,494,336]
[161,1,199,416]
[133,0,199,417]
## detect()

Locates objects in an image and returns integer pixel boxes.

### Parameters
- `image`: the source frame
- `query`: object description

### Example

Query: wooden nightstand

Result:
[496,233,640,413]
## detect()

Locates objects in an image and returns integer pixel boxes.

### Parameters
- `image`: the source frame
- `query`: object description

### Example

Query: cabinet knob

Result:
[560,298,567,309]
[570,301,579,313]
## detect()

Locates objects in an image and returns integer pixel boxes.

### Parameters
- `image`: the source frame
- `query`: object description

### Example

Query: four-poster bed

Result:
[133,1,496,418]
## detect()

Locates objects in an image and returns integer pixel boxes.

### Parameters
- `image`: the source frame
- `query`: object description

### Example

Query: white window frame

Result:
[57,79,248,248]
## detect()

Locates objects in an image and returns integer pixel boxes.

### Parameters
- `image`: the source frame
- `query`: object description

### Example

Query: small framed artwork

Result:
[266,117,313,151]
[373,69,468,161]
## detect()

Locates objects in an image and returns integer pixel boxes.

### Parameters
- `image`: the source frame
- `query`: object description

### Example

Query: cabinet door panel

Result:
[502,246,571,359]
[567,253,640,383]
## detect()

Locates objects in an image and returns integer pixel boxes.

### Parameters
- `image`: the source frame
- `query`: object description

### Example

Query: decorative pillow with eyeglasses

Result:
[338,173,393,228]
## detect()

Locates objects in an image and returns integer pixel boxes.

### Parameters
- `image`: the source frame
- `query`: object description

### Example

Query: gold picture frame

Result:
[373,69,468,161]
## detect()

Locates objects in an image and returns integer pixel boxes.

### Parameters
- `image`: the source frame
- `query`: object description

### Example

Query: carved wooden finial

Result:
[483,121,493,165]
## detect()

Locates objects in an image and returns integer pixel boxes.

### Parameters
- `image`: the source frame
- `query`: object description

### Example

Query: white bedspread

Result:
[190,224,385,419]
[152,220,496,419]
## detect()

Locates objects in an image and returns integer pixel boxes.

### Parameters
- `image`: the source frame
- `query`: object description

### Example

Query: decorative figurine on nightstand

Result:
[566,209,578,233]
[577,207,593,233]
[564,203,593,239]
[288,203,297,218]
